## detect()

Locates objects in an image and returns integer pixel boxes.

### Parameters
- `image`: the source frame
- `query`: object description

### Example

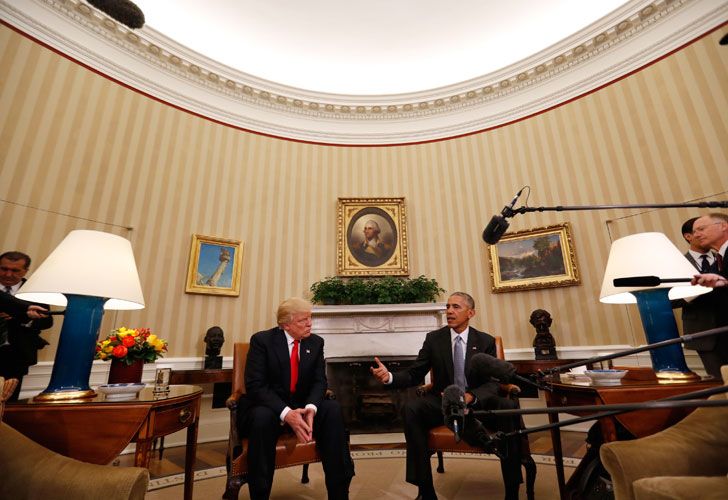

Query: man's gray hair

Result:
[450,292,475,310]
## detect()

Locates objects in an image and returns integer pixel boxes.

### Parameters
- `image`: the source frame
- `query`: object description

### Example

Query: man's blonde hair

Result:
[277,297,313,326]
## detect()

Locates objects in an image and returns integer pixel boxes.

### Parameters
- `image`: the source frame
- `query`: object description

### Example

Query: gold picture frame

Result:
[337,197,409,276]
[185,234,243,296]
[487,223,580,293]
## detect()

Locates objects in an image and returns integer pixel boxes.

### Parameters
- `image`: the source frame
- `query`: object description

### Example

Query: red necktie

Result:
[716,253,724,273]
[290,340,299,393]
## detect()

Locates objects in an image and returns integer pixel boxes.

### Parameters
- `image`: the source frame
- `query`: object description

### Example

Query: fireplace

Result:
[312,303,446,434]
[326,356,419,433]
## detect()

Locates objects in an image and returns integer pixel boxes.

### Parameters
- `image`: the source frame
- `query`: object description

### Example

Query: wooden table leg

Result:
[549,411,566,500]
[184,412,200,500]
[134,438,153,469]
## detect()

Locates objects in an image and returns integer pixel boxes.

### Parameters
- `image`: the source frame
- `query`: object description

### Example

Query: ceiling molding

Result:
[2,0,726,145]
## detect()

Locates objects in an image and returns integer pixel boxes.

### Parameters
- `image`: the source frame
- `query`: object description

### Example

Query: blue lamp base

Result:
[633,289,699,382]
[34,294,105,401]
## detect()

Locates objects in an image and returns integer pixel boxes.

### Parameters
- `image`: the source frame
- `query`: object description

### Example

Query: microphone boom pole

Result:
[534,326,728,378]
[512,201,728,215]
[473,384,728,439]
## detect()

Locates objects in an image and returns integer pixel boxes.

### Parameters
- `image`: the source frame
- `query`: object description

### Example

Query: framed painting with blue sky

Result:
[185,234,243,296]
[487,223,580,293]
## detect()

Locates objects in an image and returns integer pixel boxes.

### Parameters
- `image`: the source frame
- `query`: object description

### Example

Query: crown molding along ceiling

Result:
[2,0,726,145]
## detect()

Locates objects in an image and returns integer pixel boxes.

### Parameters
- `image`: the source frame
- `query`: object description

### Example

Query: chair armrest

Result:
[500,383,521,397]
[226,389,243,410]
[417,383,434,397]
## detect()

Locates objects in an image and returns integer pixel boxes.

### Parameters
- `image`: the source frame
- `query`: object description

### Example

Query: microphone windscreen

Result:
[613,276,662,287]
[442,384,464,410]
[470,353,516,382]
[483,215,509,244]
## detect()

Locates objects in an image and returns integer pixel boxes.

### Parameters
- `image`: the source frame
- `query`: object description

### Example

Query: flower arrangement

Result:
[95,327,168,365]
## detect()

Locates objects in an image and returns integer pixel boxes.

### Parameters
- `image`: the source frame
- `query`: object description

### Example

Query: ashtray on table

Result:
[584,369,628,385]
[97,383,145,400]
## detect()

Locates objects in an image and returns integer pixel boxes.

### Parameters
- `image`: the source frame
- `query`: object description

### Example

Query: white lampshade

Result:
[15,230,145,310]
[599,232,711,304]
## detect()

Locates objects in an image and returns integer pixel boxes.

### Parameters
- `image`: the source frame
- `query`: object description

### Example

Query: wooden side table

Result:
[4,385,203,500]
[544,377,719,500]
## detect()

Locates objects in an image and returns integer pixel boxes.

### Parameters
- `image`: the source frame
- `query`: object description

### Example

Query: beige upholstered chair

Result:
[600,366,728,500]
[421,337,537,500]
[224,342,333,499]
[0,377,149,500]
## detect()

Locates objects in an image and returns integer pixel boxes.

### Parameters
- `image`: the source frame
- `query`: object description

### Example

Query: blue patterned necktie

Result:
[454,335,466,389]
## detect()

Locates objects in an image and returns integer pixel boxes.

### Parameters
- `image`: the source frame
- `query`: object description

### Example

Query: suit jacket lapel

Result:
[685,252,700,271]
[438,329,455,385]
[273,328,291,390]
[298,337,316,378]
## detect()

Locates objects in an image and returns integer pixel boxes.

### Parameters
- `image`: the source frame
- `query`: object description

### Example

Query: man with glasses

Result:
[676,218,721,377]
[688,214,728,379]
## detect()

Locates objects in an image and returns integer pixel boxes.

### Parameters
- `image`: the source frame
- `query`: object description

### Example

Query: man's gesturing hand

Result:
[370,356,390,384]
[284,408,313,443]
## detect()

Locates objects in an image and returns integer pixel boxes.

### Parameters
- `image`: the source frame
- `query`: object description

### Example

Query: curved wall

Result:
[1,25,727,361]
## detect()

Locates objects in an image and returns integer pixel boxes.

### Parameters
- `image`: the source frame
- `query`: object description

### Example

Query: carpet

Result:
[145,450,577,499]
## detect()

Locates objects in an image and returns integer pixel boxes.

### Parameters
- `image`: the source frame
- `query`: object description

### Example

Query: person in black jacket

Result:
[690,214,728,380]
[370,292,522,500]
[0,251,52,401]
[239,297,354,500]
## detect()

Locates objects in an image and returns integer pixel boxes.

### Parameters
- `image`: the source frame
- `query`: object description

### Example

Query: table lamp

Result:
[16,230,145,400]
[599,232,711,382]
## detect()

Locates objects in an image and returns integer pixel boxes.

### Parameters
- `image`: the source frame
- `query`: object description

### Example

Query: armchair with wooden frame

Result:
[223,342,334,499]
[419,337,537,500]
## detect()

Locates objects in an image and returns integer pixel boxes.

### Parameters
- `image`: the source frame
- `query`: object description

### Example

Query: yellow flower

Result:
[104,345,114,354]
[147,334,158,344]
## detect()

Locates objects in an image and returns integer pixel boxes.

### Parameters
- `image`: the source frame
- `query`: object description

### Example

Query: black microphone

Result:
[470,353,551,392]
[442,385,466,442]
[613,276,692,287]
[482,188,525,244]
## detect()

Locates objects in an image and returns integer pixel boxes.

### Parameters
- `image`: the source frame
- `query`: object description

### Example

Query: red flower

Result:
[112,345,128,358]
[121,335,136,348]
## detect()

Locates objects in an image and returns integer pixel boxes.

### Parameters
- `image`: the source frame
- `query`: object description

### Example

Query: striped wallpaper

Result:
[1,25,726,362]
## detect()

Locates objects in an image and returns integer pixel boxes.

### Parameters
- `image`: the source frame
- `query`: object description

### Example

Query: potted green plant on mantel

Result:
[309,275,445,305]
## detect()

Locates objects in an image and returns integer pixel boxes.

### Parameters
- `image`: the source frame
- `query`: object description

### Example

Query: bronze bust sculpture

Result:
[530,309,557,360]
[203,326,225,369]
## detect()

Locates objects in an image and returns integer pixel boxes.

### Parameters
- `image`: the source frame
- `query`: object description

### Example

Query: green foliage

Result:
[309,275,445,305]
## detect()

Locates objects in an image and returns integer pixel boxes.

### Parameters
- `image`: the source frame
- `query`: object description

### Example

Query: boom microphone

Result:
[613,276,692,287]
[442,385,466,442]
[482,187,525,244]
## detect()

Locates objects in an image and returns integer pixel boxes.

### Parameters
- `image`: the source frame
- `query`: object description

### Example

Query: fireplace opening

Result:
[326,356,421,434]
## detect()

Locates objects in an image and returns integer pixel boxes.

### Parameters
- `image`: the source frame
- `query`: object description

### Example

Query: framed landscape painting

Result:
[337,197,409,276]
[185,234,243,296]
[487,223,580,293]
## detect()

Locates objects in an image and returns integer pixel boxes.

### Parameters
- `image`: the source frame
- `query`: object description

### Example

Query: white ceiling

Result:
[133,0,628,95]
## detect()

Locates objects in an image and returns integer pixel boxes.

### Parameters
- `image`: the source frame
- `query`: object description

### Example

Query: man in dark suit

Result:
[370,292,522,500]
[0,251,53,401]
[690,213,728,380]
[676,218,723,378]
[240,297,354,500]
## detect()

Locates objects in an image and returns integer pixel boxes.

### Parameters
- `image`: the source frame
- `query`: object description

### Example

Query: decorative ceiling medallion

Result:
[3,0,724,143]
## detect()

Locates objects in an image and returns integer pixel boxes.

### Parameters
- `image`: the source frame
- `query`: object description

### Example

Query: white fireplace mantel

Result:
[312,303,446,359]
